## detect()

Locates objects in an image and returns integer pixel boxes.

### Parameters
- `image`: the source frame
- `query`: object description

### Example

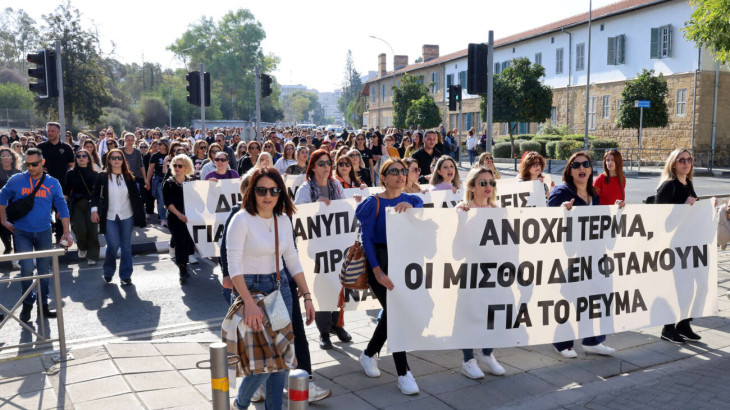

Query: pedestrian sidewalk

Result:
[2,250,729,410]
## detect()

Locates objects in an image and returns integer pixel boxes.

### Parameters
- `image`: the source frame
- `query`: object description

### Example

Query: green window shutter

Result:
[666,25,672,57]
[650,27,659,59]
[617,35,626,64]
[607,37,616,65]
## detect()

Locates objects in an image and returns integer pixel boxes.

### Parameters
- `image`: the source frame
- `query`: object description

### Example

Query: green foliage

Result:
[520,140,545,157]
[493,142,512,158]
[537,122,569,136]
[392,73,430,129]
[346,96,366,128]
[683,0,730,64]
[100,107,139,136]
[0,8,40,72]
[0,82,34,109]
[140,97,168,128]
[284,90,321,124]
[406,95,441,129]
[546,141,559,159]
[556,140,583,160]
[339,50,363,127]
[616,69,669,133]
[563,134,597,141]
[589,139,620,161]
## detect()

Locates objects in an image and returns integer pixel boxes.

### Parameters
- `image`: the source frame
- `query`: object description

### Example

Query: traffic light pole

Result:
[458,100,464,168]
[200,63,206,133]
[486,31,494,154]
[55,40,65,136]
[255,66,261,141]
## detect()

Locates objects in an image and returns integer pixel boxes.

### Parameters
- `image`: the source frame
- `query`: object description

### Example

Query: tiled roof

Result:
[365,0,669,84]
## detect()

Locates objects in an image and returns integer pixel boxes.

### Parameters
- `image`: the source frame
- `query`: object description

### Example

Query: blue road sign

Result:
[634,100,651,108]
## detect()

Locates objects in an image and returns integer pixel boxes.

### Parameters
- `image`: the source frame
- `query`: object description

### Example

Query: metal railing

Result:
[0,248,71,362]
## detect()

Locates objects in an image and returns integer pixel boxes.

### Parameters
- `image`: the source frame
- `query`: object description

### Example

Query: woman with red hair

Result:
[593,149,626,206]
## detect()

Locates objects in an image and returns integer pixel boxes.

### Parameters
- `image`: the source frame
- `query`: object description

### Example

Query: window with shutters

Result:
[501,61,511,71]
[602,95,610,119]
[551,107,557,125]
[676,89,687,116]
[588,96,598,130]
[494,62,501,74]
[607,35,626,65]
[381,84,385,101]
[446,73,454,88]
[431,72,441,93]
[576,43,585,71]
[370,85,376,103]
[535,52,542,66]
[556,48,564,74]
[519,122,529,134]
[459,71,467,87]
[650,25,672,59]
[616,99,622,113]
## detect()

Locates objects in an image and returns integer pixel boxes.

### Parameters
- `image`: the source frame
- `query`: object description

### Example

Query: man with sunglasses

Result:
[0,148,72,322]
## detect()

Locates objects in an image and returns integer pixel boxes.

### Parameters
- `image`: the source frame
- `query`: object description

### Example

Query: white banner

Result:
[284,174,306,200]
[183,179,242,257]
[385,203,718,352]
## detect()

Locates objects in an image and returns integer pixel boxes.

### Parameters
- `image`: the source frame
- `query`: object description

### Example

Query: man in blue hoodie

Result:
[0,148,73,322]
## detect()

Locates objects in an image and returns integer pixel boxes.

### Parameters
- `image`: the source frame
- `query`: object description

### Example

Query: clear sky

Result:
[16,0,621,92]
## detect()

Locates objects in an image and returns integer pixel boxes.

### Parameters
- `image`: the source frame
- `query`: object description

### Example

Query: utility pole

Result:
[255,66,261,141]
[583,0,592,150]
[458,98,464,168]
[486,30,494,154]
[200,63,206,133]
[55,40,65,137]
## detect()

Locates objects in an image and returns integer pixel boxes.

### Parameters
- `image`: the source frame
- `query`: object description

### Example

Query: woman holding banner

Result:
[356,158,423,395]
[226,167,318,410]
[429,155,460,192]
[548,152,616,358]
[456,167,506,378]
[163,155,196,285]
[656,148,702,344]
[593,149,626,206]
[294,149,351,350]
[518,151,552,200]
[204,151,239,181]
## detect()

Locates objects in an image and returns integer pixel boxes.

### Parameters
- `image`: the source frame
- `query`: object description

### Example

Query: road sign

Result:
[634,100,651,108]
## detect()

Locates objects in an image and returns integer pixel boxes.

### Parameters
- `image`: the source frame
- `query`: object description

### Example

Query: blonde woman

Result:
[477,152,501,179]
[429,155,460,192]
[245,152,273,178]
[163,154,196,284]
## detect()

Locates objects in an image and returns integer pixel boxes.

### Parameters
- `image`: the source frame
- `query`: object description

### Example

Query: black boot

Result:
[676,319,701,341]
[38,304,57,319]
[319,333,333,350]
[178,264,189,285]
[19,303,32,322]
[330,326,353,343]
[661,324,685,344]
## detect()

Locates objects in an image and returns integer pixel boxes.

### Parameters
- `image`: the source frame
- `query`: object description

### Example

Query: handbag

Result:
[6,173,45,223]
[260,216,291,331]
[337,195,379,326]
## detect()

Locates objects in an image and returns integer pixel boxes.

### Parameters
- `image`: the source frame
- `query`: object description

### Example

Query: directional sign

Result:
[634,100,651,108]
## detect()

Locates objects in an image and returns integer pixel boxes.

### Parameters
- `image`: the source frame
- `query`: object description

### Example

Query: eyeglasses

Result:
[570,160,592,169]
[248,146,260,151]
[173,164,184,169]
[214,158,228,162]
[478,179,497,187]
[383,168,409,177]
[109,156,123,161]
[199,145,207,149]
[139,146,148,149]
[337,162,351,168]
[254,186,282,197]
[677,157,693,165]
[317,160,332,167]
[1,155,12,159]
[26,161,41,168]
[76,155,89,159]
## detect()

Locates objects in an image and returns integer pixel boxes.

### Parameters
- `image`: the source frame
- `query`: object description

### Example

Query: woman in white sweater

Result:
[226,167,316,410]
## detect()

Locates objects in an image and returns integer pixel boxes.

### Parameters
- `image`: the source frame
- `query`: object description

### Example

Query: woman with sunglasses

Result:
[0,148,20,259]
[199,143,223,181]
[383,134,400,160]
[398,134,412,158]
[454,167,507,379]
[237,141,260,175]
[402,158,423,194]
[354,134,375,185]
[656,148,703,344]
[64,148,101,265]
[147,140,170,226]
[191,140,209,180]
[101,139,118,169]
[234,141,248,163]
[226,167,317,410]
[90,149,146,285]
[204,152,239,181]
[346,149,372,187]
[140,140,156,215]
[274,141,297,175]
[163,155,197,284]
[263,141,280,164]
[356,158,423,395]
[81,140,102,172]
[518,151,552,200]
[429,155,460,193]
[477,152,501,179]
[334,155,366,189]
[548,151,615,358]
[593,150,626,206]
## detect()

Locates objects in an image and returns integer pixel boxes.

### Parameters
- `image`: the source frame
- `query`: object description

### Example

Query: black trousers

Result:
[167,213,193,265]
[315,311,340,335]
[363,244,409,376]
[287,273,312,375]
[0,224,12,253]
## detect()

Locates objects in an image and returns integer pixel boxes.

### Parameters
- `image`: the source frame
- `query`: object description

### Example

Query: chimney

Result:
[394,55,408,70]
[422,44,439,62]
[378,53,387,77]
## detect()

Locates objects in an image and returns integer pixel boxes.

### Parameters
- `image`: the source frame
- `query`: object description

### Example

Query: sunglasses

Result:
[76,154,89,159]
[677,157,693,165]
[337,162,351,167]
[140,146,148,149]
[317,160,332,167]
[109,156,123,161]
[214,158,228,162]
[1,155,12,159]
[248,146,260,151]
[173,164,184,169]
[210,150,221,155]
[383,168,409,177]
[254,186,282,197]
[570,160,592,169]
[478,179,497,187]
[484,157,493,161]
[26,160,41,168]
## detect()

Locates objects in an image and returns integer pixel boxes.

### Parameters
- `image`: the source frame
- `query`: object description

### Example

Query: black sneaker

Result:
[330,326,353,343]
[319,333,333,350]
[121,278,133,287]
[661,326,685,344]
[103,275,112,284]
[39,304,57,319]
[676,323,701,341]
[19,304,32,322]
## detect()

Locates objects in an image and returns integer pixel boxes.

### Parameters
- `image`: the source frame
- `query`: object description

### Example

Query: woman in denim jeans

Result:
[146,140,170,226]
[226,167,316,410]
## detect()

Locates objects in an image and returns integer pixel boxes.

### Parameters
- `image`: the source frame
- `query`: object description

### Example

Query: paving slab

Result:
[497,348,565,371]
[0,355,47,379]
[165,353,209,370]
[137,385,209,409]
[153,341,208,356]
[64,374,130,403]
[105,342,160,358]
[114,355,174,374]
[302,391,376,410]
[73,392,144,410]
[180,367,212,385]
[354,380,432,409]
[381,395,453,410]
[0,373,50,398]
[0,387,59,410]
[56,359,119,385]
[125,370,190,392]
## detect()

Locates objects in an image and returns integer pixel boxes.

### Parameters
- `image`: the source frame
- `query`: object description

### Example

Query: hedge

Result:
[563,134,597,142]
[519,140,544,158]
[493,142,512,158]
[556,140,584,160]
[589,139,620,161]
[546,141,559,159]
[534,135,564,141]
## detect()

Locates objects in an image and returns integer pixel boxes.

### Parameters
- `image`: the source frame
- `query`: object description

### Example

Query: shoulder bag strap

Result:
[274,216,280,286]
[28,173,46,198]
[80,169,92,196]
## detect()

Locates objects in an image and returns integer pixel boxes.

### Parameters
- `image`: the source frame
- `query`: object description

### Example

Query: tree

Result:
[0,8,40,72]
[392,73,430,129]
[0,81,34,109]
[140,97,168,128]
[37,2,112,127]
[406,96,441,129]
[481,57,552,157]
[284,90,320,124]
[346,96,366,128]
[616,69,669,138]
[683,0,730,64]
[338,50,363,127]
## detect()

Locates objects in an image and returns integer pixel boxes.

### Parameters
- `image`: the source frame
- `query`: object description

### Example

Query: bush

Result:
[537,123,569,136]
[534,134,564,141]
[546,141,559,159]
[563,134,597,142]
[556,140,584,160]
[589,139,620,161]
[515,134,535,141]
[493,142,512,158]
[519,141,544,158]
[531,139,549,157]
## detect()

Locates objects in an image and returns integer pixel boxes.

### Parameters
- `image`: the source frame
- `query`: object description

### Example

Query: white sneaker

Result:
[78,250,87,259]
[477,352,505,375]
[308,381,332,402]
[461,358,485,379]
[555,347,578,358]
[251,385,265,402]
[169,246,175,257]
[359,352,381,377]
[189,254,198,264]
[87,259,96,265]
[583,343,615,356]
[397,371,419,395]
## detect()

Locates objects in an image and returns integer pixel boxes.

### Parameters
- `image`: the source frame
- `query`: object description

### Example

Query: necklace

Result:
[262,216,275,232]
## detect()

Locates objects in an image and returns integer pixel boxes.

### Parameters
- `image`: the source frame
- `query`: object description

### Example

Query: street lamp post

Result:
[369,35,395,57]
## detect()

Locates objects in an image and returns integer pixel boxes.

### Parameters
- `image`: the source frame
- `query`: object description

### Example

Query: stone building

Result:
[362,0,729,162]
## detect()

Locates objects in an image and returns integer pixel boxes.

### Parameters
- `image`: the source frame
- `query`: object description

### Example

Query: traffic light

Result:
[27,49,58,98]
[186,71,200,106]
[448,85,462,111]
[202,72,211,107]
[260,74,272,98]
[467,43,489,95]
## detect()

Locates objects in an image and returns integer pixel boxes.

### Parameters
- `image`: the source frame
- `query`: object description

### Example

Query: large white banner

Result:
[385,203,718,352]
[183,179,242,257]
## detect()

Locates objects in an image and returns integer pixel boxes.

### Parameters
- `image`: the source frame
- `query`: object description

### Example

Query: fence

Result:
[0,248,71,362]
[0,108,45,131]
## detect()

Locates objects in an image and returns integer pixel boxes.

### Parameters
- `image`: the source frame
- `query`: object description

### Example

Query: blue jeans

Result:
[103,215,134,280]
[235,273,293,410]
[14,228,52,306]
[553,335,606,352]
[462,348,493,362]
[151,176,166,222]
[468,149,477,165]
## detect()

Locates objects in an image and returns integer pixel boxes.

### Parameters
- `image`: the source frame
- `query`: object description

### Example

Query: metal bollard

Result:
[209,342,230,410]
[288,369,309,409]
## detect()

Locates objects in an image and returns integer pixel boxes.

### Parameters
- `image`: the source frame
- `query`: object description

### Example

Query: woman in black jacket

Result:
[90,149,146,286]
[656,148,702,344]
[163,154,196,285]
[64,149,100,265]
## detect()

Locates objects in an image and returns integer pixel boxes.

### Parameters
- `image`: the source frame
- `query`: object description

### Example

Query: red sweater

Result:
[593,173,625,205]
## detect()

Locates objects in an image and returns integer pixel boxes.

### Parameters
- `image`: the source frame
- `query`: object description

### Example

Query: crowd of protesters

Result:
[0,122,715,405]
